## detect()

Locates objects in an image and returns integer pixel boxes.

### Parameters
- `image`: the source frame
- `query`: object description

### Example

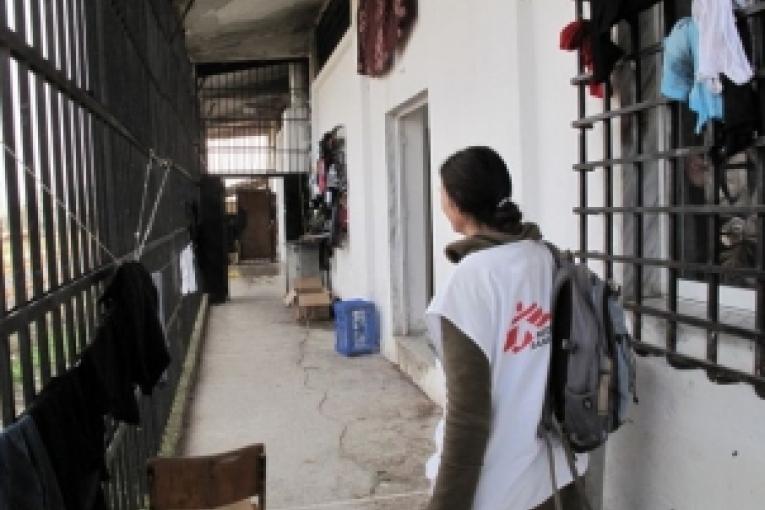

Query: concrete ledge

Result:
[395,336,446,408]
[159,294,210,457]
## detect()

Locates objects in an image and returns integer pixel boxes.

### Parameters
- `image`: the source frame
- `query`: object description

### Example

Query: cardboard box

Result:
[295,290,332,322]
[293,276,323,293]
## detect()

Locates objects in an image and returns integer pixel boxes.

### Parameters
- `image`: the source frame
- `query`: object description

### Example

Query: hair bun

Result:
[493,199,523,231]
[496,197,512,210]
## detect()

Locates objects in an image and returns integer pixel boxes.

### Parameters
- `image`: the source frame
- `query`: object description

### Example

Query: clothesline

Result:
[1,140,117,262]
[1,138,181,265]
[136,156,172,260]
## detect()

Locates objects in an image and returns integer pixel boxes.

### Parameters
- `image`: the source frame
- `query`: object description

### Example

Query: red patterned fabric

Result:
[357,0,417,77]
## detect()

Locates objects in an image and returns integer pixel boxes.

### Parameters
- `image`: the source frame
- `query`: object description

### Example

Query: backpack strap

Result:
[542,430,563,510]
[542,241,563,269]
[552,417,594,510]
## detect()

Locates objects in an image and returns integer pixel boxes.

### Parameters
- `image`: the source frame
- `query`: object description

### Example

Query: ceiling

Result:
[174,0,326,63]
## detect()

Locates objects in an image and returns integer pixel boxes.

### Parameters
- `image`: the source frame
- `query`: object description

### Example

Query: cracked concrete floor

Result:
[182,263,441,510]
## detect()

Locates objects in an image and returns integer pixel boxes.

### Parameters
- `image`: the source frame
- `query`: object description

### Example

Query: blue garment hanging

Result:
[661,17,723,133]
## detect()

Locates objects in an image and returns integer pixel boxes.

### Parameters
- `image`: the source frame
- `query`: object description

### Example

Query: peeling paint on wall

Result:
[175,0,325,61]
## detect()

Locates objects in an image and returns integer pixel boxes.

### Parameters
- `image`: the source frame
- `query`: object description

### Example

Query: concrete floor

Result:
[182,263,440,510]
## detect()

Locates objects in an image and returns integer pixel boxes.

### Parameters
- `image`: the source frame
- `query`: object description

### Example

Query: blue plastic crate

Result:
[334,299,380,356]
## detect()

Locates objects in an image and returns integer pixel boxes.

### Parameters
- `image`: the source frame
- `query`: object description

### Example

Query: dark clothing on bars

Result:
[590,0,661,83]
[83,262,170,424]
[0,415,65,510]
[712,15,760,162]
[28,368,108,510]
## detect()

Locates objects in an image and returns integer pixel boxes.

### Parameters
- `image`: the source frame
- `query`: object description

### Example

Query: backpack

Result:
[539,242,638,510]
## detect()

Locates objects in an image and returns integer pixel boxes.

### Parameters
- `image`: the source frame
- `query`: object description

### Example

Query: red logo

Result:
[504,302,551,354]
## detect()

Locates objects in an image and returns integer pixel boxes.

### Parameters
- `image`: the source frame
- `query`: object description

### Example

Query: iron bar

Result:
[573,145,708,171]
[576,251,764,278]
[0,25,196,182]
[574,98,671,128]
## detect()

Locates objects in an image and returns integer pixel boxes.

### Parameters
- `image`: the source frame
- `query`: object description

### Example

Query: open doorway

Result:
[388,94,433,337]
[236,189,277,261]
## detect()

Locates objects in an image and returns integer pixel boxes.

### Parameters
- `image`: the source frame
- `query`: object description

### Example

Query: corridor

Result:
[182,264,440,509]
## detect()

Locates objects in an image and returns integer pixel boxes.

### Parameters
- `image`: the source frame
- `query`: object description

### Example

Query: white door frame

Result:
[386,91,430,336]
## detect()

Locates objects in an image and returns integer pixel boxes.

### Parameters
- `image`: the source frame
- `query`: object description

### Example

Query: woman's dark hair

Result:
[440,146,523,233]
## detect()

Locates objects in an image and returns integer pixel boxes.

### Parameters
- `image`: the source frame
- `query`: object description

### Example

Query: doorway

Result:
[237,189,277,261]
[388,94,433,336]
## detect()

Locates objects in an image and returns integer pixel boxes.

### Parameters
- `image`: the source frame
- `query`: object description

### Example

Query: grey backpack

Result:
[539,243,637,509]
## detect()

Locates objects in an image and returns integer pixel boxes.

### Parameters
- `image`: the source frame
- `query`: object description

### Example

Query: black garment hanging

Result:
[711,15,760,162]
[28,366,108,510]
[590,0,661,83]
[83,261,170,424]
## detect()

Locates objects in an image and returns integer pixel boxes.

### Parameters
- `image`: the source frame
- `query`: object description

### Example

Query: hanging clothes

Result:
[560,20,605,98]
[712,76,760,161]
[589,0,661,83]
[180,243,198,295]
[711,13,760,161]
[357,0,417,77]
[693,0,753,93]
[0,415,65,510]
[82,262,170,424]
[316,158,326,195]
[28,366,108,510]
[661,17,723,133]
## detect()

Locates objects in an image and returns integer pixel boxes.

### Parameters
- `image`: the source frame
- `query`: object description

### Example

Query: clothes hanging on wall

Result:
[28,367,109,510]
[317,158,327,195]
[82,262,170,424]
[661,17,723,133]
[0,415,64,510]
[692,0,753,93]
[589,0,661,83]
[357,0,417,77]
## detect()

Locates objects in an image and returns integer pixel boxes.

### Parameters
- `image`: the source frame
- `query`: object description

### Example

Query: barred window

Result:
[572,1,765,396]
[315,0,351,72]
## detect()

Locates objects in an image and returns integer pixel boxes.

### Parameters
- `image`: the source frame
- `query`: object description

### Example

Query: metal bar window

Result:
[315,0,350,72]
[1,0,205,508]
[198,60,311,178]
[573,0,765,396]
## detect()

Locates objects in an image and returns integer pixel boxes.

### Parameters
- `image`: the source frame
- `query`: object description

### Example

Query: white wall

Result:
[311,1,765,508]
[270,177,286,263]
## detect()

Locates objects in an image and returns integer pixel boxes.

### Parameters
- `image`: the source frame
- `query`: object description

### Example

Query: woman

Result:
[425,147,587,510]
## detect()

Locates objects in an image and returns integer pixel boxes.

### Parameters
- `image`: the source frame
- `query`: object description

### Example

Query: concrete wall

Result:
[310,1,765,508]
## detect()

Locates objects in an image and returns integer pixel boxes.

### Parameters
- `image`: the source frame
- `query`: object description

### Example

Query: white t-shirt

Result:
[693,0,753,91]
[425,240,587,510]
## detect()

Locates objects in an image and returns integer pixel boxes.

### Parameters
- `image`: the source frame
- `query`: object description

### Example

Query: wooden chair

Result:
[147,444,266,510]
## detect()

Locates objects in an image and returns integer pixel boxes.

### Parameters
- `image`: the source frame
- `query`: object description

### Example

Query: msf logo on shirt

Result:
[504,302,552,354]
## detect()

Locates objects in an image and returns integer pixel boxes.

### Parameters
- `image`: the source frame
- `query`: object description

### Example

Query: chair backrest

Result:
[147,443,266,510]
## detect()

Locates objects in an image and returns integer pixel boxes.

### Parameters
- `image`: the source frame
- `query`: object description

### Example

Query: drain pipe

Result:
[282,63,310,173]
